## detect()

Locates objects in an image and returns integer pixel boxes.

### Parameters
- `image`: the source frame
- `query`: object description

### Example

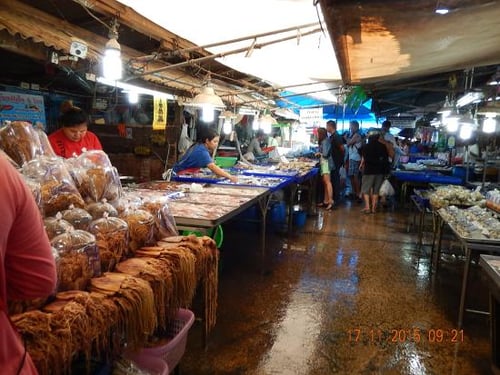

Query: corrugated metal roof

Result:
[0,0,268,107]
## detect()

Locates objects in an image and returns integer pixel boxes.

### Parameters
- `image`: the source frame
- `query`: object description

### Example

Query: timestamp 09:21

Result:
[347,328,464,344]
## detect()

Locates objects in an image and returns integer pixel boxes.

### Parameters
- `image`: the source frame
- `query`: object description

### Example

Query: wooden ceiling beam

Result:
[71,0,208,55]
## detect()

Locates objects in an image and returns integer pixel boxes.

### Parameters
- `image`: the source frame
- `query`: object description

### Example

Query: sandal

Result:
[325,202,334,210]
[361,208,371,214]
[317,202,328,208]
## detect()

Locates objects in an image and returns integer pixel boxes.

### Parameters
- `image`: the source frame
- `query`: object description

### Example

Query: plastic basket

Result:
[124,353,169,375]
[182,224,223,248]
[139,309,195,372]
[214,156,237,168]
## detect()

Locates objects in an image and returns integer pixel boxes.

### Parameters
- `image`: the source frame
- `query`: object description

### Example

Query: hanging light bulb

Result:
[252,114,260,130]
[483,116,497,133]
[459,123,473,140]
[444,116,459,132]
[223,119,232,135]
[201,105,215,122]
[127,91,139,104]
[102,20,122,80]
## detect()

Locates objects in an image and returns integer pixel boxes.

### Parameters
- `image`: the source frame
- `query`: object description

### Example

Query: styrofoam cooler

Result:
[137,308,195,373]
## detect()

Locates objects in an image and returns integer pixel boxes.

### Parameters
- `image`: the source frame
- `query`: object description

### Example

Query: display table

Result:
[135,181,273,258]
[393,170,463,205]
[433,207,500,328]
[479,255,500,373]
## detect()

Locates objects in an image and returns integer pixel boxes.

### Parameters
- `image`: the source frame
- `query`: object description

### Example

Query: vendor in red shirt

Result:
[49,101,102,158]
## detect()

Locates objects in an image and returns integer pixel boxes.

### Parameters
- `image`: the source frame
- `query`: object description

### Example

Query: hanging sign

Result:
[152,96,167,130]
[0,91,46,128]
[386,116,416,128]
[299,107,323,127]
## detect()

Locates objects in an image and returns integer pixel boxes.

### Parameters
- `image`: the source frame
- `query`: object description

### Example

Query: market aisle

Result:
[182,203,492,375]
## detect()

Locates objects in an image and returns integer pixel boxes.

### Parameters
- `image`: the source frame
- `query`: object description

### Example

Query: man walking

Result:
[326,120,345,207]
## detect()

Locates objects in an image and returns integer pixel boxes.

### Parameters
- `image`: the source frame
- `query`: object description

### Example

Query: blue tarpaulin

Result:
[276,91,378,129]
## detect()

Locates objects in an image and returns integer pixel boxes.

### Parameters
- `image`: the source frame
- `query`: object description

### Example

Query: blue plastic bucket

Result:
[292,210,307,227]
[269,201,286,224]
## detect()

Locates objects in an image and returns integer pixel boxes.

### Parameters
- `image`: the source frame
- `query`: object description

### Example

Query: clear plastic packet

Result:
[61,204,93,231]
[72,150,123,203]
[22,156,85,216]
[0,149,20,169]
[89,213,129,272]
[0,121,43,166]
[21,175,43,215]
[86,199,119,220]
[44,213,74,239]
[34,127,56,157]
[119,208,155,254]
[51,229,101,291]
[141,198,178,240]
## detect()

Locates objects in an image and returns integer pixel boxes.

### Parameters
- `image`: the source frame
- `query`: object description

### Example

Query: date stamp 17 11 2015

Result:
[347,328,464,344]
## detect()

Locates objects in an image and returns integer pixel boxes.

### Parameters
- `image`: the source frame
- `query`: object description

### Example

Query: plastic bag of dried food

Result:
[73,150,123,203]
[22,156,85,216]
[0,121,44,166]
[21,175,43,215]
[141,198,178,240]
[61,204,93,231]
[89,213,129,272]
[120,208,155,254]
[112,191,144,216]
[0,149,20,169]
[34,127,56,157]
[44,213,74,239]
[86,199,119,220]
[51,229,101,291]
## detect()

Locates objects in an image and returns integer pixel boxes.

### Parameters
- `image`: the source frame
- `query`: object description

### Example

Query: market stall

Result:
[434,204,500,328]
[478,254,500,372]
[133,181,272,258]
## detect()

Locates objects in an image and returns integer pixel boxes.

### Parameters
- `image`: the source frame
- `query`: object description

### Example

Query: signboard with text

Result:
[299,107,323,127]
[0,91,46,128]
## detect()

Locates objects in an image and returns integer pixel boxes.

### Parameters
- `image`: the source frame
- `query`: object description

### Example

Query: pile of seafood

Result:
[429,185,485,209]
[486,189,500,212]
[438,205,500,240]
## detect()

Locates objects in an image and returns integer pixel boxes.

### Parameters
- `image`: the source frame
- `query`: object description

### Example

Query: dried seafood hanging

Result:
[90,273,157,350]
[11,310,72,375]
[115,257,175,331]
[136,245,197,309]
[159,235,219,334]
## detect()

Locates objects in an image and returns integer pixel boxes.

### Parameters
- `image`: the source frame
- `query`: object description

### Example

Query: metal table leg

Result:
[458,246,472,328]
[257,195,272,260]
[287,184,298,235]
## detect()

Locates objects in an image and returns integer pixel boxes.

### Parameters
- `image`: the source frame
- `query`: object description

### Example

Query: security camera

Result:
[69,40,88,59]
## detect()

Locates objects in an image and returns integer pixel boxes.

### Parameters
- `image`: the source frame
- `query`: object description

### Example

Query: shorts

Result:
[361,174,384,195]
[347,159,360,176]
[320,159,330,176]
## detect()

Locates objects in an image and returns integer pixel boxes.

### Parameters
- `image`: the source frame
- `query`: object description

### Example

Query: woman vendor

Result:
[172,127,238,183]
[49,101,102,158]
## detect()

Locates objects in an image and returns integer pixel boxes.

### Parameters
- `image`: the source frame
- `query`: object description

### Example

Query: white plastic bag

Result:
[379,179,395,196]
[178,123,193,154]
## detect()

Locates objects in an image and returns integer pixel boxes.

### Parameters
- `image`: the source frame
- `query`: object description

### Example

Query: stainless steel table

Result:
[433,210,500,328]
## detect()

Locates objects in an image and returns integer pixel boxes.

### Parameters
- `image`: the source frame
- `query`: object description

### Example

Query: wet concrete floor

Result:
[182,202,493,375]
